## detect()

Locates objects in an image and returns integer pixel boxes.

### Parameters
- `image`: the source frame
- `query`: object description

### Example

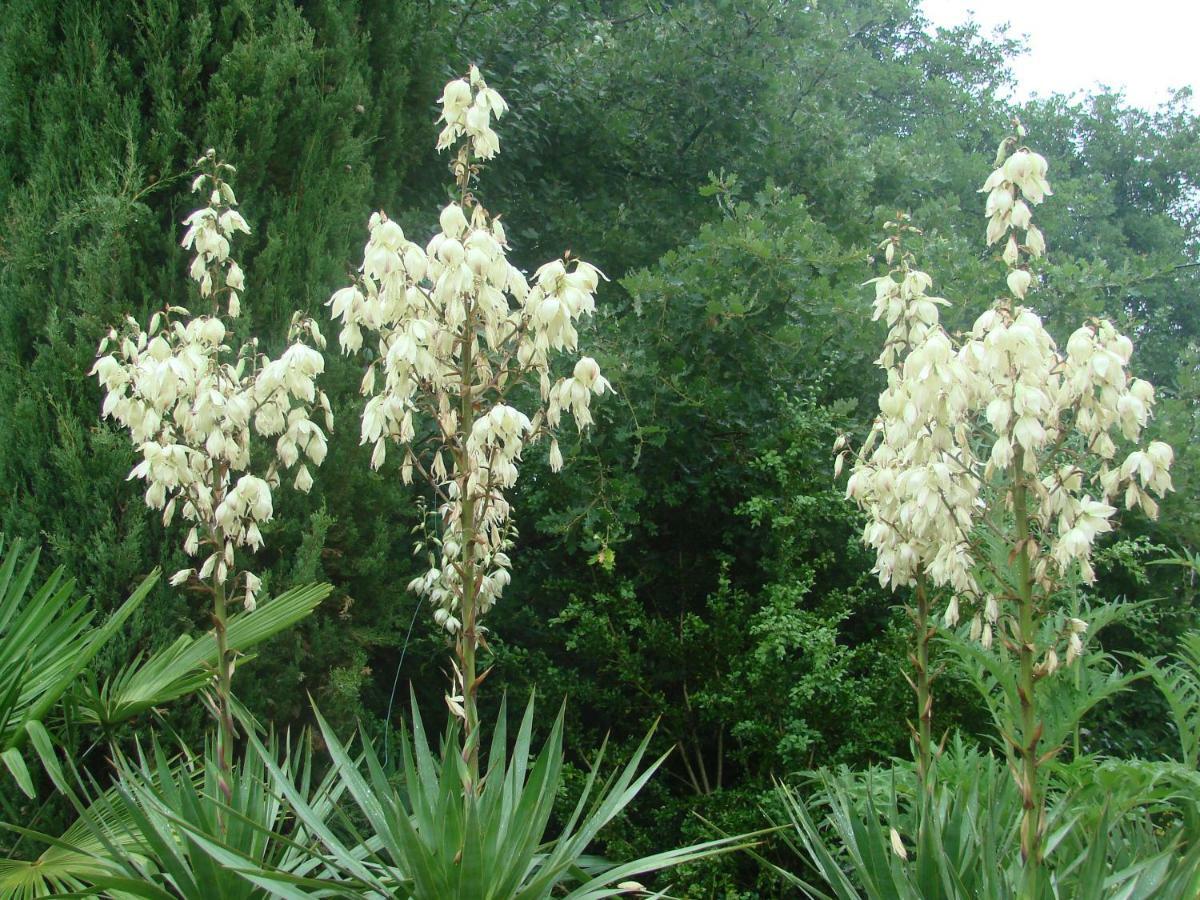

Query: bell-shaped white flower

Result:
[93,151,329,608]
[332,68,607,638]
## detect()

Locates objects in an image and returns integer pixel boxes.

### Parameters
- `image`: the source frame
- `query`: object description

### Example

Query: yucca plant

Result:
[253,695,753,899]
[6,724,348,899]
[0,538,157,797]
[772,745,1200,899]
[770,591,1200,899]
[771,745,1021,899]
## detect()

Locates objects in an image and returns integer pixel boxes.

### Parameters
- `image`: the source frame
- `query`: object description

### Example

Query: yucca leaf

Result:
[303,695,749,899]
[560,830,760,900]
[242,724,381,889]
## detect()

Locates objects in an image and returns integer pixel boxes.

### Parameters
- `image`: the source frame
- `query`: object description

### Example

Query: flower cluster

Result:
[93,152,330,610]
[842,226,981,601]
[842,125,1173,659]
[332,70,609,637]
[180,156,250,317]
[436,65,508,160]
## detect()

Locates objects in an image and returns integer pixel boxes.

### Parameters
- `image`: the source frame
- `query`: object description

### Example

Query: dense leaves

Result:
[1,0,1198,895]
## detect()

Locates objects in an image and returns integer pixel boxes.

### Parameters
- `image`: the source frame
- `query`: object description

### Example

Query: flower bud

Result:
[439,203,469,238]
[1003,235,1019,267]
[1010,200,1031,230]
[1007,269,1032,300]
[943,596,959,627]
[573,356,601,388]
[1025,225,1045,258]
[294,465,313,493]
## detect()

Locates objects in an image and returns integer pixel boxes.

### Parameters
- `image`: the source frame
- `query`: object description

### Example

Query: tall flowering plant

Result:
[839,121,1173,890]
[91,150,331,788]
[331,67,609,782]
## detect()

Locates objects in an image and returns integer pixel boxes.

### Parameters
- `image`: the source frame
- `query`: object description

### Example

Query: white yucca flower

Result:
[842,125,1173,668]
[332,68,609,639]
[93,151,331,612]
[846,215,983,598]
[436,65,508,160]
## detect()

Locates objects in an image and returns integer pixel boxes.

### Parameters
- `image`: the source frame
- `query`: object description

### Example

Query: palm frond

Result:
[5,725,347,899]
[75,583,331,726]
[0,538,157,761]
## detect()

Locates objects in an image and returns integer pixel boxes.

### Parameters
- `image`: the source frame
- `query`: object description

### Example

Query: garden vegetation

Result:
[1,1,1199,897]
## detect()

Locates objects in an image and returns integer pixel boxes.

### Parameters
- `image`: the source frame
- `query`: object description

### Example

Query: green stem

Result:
[209,526,235,845]
[1013,449,1042,898]
[455,144,481,787]
[1073,655,1082,760]
[213,573,235,776]
[208,459,235,815]
[913,578,934,796]
[458,329,480,787]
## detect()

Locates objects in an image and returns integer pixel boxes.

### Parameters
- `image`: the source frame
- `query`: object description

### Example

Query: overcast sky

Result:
[921,0,1198,111]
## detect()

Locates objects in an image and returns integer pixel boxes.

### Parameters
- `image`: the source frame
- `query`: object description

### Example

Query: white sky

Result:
[922,0,1199,111]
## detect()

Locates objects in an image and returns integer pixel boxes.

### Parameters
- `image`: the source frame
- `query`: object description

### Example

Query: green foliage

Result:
[496,192,894,767]
[775,743,1200,899]
[266,695,750,898]
[2,1,1199,894]
[0,539,157,796]
[1139,630,1200,768]
[77,583,331,727]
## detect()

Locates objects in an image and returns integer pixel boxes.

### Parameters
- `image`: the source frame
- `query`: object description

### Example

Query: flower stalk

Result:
[92,150,330,801]
[1011,451,1042,893]
[910,577,935,796]
[332,67,610,785]
[210,534,235,797]
[841,121,1174,884]
[456,155,483,775]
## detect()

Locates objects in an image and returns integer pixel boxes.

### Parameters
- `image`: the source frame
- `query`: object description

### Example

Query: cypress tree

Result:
[0,0,448,718]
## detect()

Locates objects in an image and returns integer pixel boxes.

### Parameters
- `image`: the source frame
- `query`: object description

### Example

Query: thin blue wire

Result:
[383,597,422,768]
